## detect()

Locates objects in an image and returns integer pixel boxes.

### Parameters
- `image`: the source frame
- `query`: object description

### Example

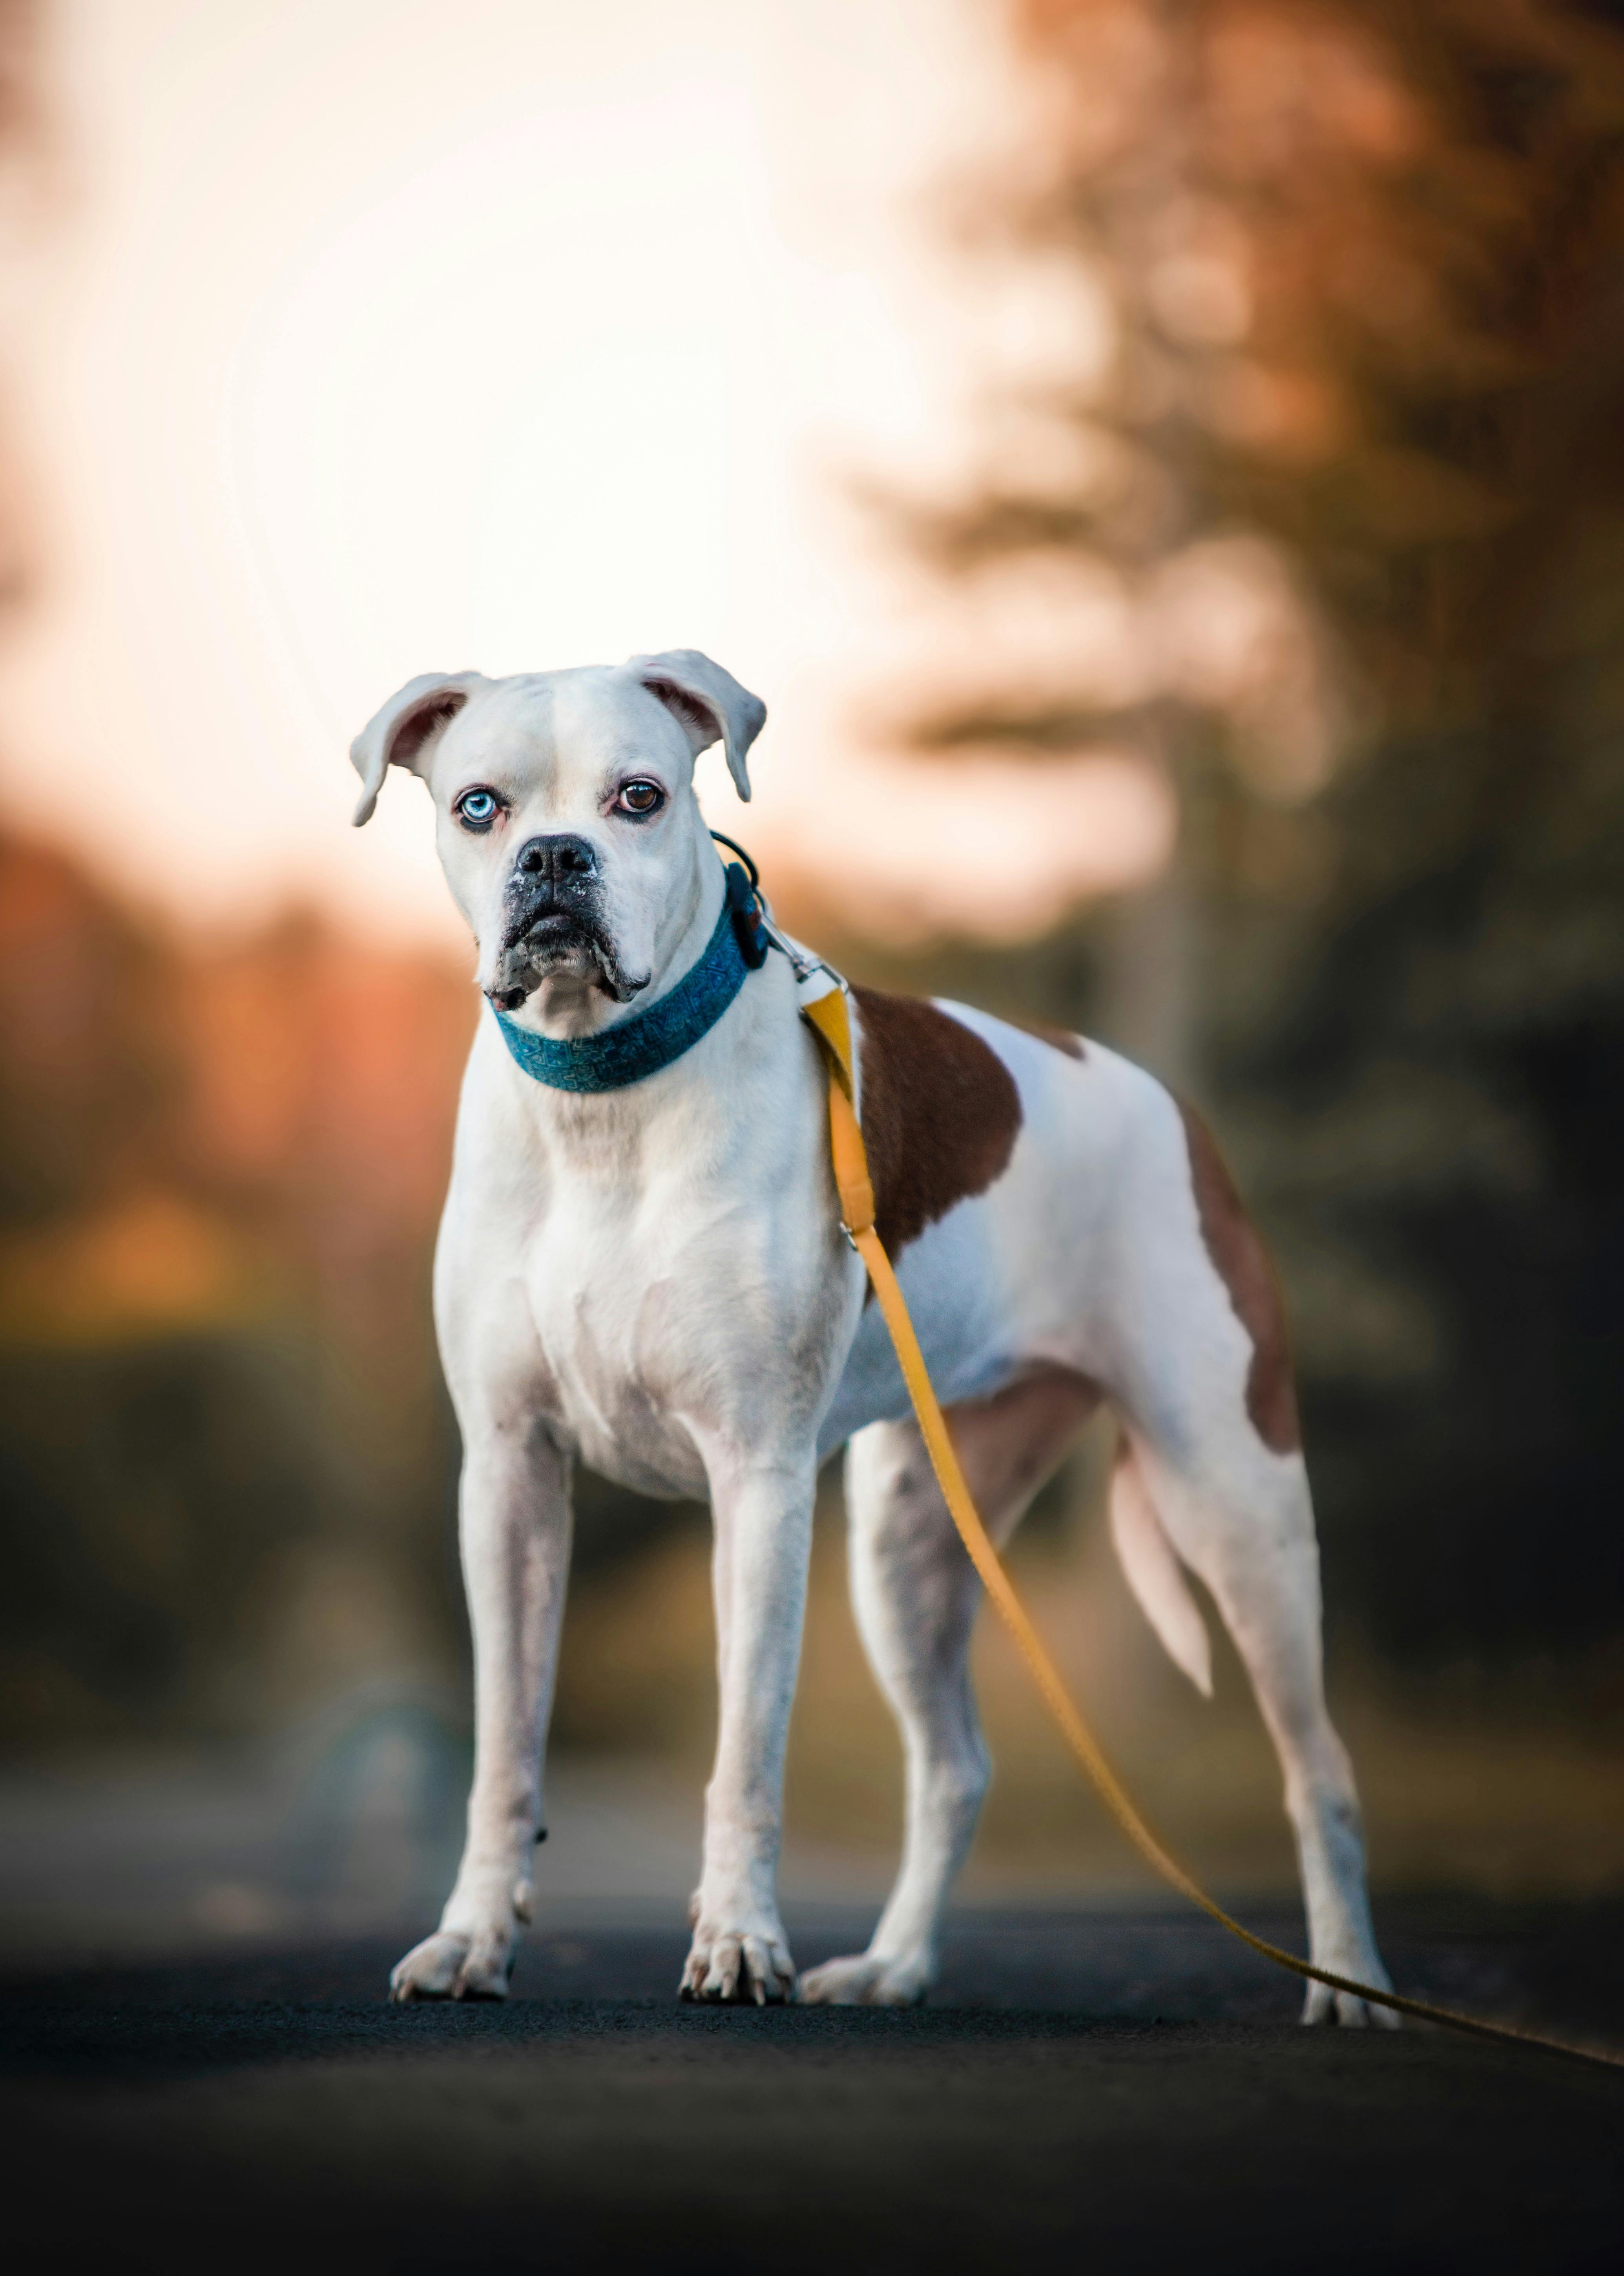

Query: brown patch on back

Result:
[1007,1017,1085,1061]
[1177,1102,1301,1455]
[852,986,1022,1261]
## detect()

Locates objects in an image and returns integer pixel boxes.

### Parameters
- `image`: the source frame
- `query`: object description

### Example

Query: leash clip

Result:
[758,910,832,985]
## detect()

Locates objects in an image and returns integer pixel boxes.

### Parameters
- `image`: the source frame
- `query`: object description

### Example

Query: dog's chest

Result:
[458,989,842,1499]
[518,1169,757,1501]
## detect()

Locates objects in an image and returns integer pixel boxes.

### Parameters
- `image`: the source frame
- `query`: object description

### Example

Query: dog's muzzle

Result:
[488,835,646,1010]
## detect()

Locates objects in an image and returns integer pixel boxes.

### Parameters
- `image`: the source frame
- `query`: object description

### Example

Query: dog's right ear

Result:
[349,672,487,826]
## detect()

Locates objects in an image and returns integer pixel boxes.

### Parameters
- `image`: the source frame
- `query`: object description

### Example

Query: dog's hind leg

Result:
[1097,1094,1397,2024]
[1121,1421,1397,2026]
[796,1418,987,2008]
[799,1368,1098,2007]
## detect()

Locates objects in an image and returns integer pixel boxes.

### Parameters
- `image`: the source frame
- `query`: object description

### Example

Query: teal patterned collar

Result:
[492,864,766,1093]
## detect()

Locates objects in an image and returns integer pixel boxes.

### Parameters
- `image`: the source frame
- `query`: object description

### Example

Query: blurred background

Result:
[1,0,1621,1960]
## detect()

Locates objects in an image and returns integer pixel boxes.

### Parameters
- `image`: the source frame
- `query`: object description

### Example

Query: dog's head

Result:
[350,653,765,1032]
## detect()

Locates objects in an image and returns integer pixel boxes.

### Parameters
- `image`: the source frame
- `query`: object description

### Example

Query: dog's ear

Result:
[349,671,487,826]
[627,650,766,803]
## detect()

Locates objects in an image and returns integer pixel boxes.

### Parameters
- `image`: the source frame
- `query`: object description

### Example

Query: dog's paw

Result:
[389,1925,514,2004]
[678,1915,796,2005]
[1301,1962,1402,2030]
[797,1951,929,2008]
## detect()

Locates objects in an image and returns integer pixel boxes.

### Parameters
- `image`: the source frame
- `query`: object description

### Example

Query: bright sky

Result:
[0,0,1173,949]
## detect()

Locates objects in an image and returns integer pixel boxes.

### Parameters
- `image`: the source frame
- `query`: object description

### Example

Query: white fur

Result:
[353,655,1394,2023]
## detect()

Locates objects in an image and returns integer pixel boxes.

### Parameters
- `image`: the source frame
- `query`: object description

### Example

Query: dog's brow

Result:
[599,747,656,785]
[449,764,520,799]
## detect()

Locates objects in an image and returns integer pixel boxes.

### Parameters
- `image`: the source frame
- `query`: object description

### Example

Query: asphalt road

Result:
[4,1900,1620,2274]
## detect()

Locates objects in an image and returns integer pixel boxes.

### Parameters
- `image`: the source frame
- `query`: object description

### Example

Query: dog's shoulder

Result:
[848,985,1025,1260]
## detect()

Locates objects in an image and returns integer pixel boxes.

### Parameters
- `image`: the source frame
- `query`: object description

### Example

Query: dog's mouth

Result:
[487,906,648,1013]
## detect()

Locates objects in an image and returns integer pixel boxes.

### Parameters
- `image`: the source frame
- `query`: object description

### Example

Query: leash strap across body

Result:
[799,983,1620,2072]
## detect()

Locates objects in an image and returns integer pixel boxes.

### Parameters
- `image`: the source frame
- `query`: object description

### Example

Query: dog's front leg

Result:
[681,1450,815,2004]
[390,1424,570,2002]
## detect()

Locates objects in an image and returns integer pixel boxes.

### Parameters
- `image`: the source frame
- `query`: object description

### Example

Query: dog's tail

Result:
[1107,1438,1213,1697]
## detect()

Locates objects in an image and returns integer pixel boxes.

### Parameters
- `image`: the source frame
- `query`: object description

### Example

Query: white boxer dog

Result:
[351,651,1394,2020]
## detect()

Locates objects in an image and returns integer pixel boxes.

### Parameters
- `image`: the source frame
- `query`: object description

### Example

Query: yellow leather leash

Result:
[801,984,1621,2070]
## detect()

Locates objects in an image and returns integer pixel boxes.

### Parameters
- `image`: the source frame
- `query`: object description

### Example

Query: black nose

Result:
[512,833,597,884]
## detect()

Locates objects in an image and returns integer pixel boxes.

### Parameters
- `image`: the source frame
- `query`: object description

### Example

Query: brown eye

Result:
[616,779,664,817]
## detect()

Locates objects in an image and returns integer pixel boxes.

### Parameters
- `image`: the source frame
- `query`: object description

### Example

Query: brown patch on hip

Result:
[1177,1102,1301,1455]
[851,986,1023,1262]
[1008,1017,1085,1061]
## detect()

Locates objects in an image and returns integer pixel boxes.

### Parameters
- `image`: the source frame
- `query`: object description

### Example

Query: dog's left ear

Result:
[628,650,766,802]
[349,671,488,826]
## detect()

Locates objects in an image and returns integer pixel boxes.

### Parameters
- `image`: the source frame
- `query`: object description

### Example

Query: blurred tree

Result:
[881,0,1624,1674]
[0,832,481,1747]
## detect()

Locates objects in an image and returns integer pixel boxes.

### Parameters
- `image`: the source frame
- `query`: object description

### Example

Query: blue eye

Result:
[456,788,500,831]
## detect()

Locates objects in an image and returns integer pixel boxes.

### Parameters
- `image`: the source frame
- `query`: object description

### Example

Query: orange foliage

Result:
[0,832,477,1357]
